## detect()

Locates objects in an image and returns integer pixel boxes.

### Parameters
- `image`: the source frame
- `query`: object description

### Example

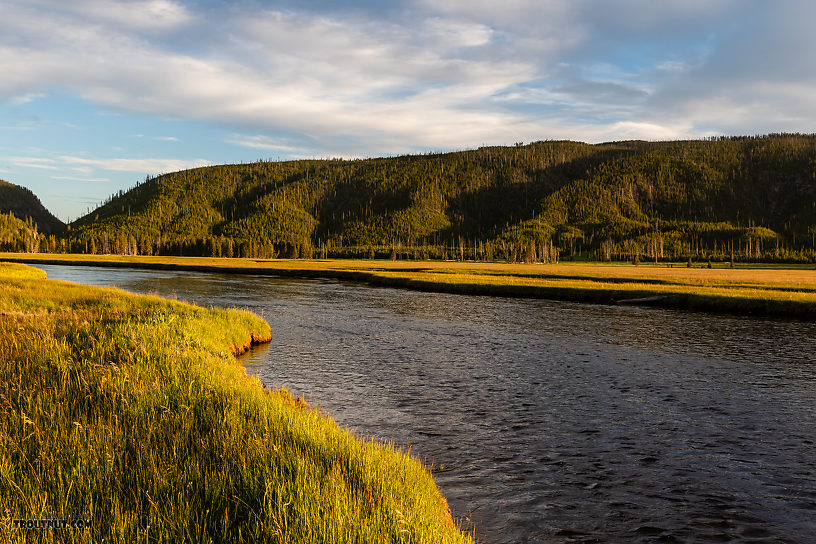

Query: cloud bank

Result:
[2,0,815,158]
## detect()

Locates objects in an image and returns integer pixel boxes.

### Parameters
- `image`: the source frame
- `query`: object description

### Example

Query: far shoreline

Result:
[3,252,816,319]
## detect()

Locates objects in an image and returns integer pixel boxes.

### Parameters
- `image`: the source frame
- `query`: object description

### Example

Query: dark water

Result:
[39,264,816,543]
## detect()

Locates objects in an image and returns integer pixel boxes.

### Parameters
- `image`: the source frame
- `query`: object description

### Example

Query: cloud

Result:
[0,1,541,152]
[225,135,309,154]
[637,2,816,135]
[1,0,815,159]
[6,157,58,170]
[6,92,47,106]
[551,80,650,103]
[57,155,211,173]
[3,153,210,176]
[83,0,192,29]
[421,17,494,48]
[51,175,110,182]
[23,0,192,31]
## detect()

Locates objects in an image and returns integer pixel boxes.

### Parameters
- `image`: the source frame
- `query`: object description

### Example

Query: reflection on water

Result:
[40,264,816,543]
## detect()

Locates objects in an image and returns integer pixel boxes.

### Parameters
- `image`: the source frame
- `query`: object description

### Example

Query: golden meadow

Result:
[0,262,471,543]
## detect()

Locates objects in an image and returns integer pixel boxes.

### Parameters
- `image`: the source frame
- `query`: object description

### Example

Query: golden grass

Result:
[0,262,472,543]
[4,253,816,318]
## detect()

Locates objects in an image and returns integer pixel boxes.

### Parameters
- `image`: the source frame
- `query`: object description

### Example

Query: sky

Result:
[1,0,815,222]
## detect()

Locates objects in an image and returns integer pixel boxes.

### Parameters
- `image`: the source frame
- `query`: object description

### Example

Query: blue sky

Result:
[1,0,815,221]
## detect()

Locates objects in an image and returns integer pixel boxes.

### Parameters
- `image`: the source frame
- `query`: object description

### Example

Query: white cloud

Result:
[418,0,574,28]
[421,17,493,48]
[0,2,545,154]
[58,155,211,173]
[3,153,211,177]
[225,135,307,154]
[85,0,191,29]
[1,0,815,161]
[6,92,47,106]
[6,157,58,170]
[24,0,192,31]
[52,175,110,182]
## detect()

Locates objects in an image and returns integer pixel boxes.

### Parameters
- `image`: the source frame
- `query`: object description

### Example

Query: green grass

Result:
[0,263,472,543]
[5,253,816,318]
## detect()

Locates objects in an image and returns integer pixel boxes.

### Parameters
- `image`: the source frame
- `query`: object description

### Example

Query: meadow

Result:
[0,262,472,543]
[4,253,816,318]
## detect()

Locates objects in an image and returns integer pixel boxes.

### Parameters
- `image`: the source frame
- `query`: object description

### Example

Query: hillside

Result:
[0,212,40,252]
[64,135,816,262]
[0,179,64,234]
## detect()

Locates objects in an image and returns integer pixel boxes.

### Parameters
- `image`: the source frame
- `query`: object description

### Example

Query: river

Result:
[38,264,816,543]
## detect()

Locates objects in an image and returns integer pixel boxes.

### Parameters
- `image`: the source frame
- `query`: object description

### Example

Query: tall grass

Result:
[0,263,472,543]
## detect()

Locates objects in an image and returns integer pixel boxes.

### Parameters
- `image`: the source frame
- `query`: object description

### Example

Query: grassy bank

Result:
[0,262,472,543]
[4,253,816,318]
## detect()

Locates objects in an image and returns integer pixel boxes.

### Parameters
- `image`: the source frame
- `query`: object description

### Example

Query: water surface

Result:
[39,264,816,543]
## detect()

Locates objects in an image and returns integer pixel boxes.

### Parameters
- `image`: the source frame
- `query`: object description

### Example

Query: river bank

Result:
[0,262,472,543]
[3,253,816,318]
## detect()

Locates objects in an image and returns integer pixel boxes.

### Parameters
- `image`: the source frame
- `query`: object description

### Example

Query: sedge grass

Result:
[0,263,472,543]
[4,253,816,318]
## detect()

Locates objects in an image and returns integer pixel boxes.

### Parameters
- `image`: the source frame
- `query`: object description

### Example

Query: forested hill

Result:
[61,135,816,262]
[0,180,65,235]
[0,212,40,252]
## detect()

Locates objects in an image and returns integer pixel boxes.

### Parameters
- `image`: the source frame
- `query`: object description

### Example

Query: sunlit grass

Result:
[0,261,47,280]
[5,253,816,318]
[0,262,472,543]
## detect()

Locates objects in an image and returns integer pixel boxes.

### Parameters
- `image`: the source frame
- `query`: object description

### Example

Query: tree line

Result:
[5,135,816,263]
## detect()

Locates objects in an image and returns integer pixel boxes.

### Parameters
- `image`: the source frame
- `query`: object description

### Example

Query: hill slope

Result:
[0,212,40,252]
[0,179,65,234]
[66,135,816,262]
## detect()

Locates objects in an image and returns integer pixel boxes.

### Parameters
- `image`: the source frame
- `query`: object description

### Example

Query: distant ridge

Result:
[23,135,816,262]
[0,180,65,234]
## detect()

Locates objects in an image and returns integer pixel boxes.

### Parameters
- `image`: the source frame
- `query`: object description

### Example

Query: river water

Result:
[39,264,816,543]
